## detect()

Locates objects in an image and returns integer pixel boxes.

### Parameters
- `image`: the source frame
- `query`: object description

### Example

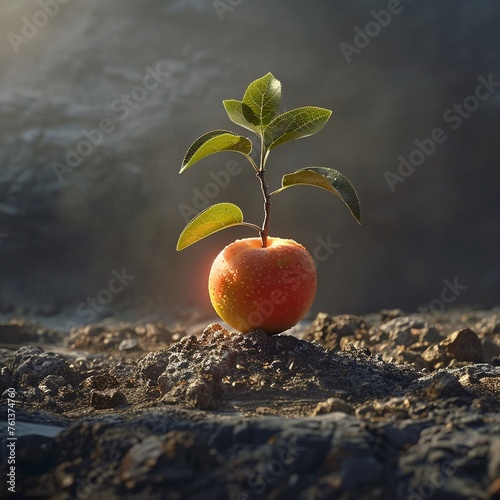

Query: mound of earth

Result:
[1,309,500,499]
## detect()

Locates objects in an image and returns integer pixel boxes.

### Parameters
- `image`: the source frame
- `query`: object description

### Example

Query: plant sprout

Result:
[177,72,361,251]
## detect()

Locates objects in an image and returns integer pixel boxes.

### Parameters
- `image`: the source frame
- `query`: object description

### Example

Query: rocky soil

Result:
[1,308,500,499]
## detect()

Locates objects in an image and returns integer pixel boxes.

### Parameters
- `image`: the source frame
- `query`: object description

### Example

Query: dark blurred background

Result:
[0,0,499,326]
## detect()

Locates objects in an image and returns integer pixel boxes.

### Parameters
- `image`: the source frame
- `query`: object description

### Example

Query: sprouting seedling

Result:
[176,72,362,335]
[176,72,360,251]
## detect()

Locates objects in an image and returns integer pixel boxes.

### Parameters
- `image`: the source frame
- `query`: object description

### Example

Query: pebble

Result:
[311,398,354,416]
[119,338,139,351]
[444,328,483,363]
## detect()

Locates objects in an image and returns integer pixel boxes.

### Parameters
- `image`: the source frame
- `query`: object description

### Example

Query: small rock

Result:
[81,325,106,338]
[103,333,120,347]
[422,343,447,367]
[39,375,68,396]
[380,308,404,321]
[161,372,219,411]
[422,329,483,369]
[444,329,483,363]
[185,379,217,410]
[311,397,354,416]
[57,385,78,401]
[119,338,139,351]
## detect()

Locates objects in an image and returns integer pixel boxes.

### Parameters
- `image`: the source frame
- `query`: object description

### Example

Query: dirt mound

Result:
[1,310,500,498]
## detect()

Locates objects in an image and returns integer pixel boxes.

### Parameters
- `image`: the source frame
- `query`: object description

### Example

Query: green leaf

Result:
[272,167,361,224]
[222,100,260,134]
[242,72,281,131]
[264,107,332,151]
[180,130,252,173]
[177,203,246,251]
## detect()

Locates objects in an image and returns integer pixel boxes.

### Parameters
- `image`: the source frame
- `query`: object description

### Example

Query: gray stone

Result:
[119,338,139,351]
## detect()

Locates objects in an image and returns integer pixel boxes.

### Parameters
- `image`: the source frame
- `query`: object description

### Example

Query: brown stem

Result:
[257,169,271,248]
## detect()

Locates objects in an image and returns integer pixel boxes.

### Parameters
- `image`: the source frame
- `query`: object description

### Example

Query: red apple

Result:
[208,237,317,335]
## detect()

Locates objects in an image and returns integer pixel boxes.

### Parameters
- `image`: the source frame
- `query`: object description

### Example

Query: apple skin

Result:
[208,237,317,335]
